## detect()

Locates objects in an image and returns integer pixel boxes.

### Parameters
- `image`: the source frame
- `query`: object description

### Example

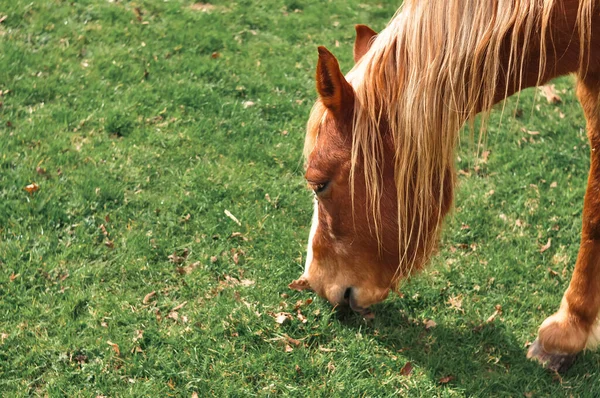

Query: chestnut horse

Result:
[290,0,600,372]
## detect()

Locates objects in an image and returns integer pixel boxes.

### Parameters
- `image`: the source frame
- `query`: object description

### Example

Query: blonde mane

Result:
[324,0,595,281]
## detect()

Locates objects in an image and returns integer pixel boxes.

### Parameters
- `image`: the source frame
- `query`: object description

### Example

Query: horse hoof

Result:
[527,339,578,373]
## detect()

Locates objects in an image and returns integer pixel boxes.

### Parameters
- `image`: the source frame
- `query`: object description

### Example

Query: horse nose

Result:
[343,287,353,303]
[343,286,375,320]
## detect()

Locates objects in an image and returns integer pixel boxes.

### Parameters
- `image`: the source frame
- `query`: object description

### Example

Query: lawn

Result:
[1,0,599,396]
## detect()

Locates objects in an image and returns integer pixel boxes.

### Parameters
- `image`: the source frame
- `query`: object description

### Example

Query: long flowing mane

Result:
[309,0,596,282]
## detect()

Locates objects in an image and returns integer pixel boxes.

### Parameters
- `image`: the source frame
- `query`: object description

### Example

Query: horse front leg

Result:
[528,74,600,372]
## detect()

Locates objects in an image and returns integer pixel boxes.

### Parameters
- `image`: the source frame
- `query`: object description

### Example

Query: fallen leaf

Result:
[24,183,39,194]
[133,7,143,21]
[190,3,215,12]
[527,130,540,135]
[273,312,292,324]
[447,295,463,312]
[133,329,144,342]
[481,150,490,163]
[439,375,455,384]
[296,311,307,324]
[168,250,188,264]
[550,181,557,188]
[106,341,120,356]
[167,312,178,321]
[104,240,114,249]
[9,273,19,282]
[224,209,241,225]
[400,362,413,376]
[242,101,255,109]
[192,393,199,398]
[177,261,200,275]
[142,291,156,304]
[548,268,559,277]
[285,344,293,352]
[211,52,220,59]
[284,334,302,347]
[539,84,562,104]
[171,301,187,312]
[424,319,437,329]
[486,305,503,323]
[0,16,6,24]
[540,238,552,253]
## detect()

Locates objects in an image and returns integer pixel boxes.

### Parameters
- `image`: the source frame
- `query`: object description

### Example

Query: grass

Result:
[0,0,598,396]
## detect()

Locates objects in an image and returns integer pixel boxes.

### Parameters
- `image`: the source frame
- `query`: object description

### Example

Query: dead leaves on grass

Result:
[142,291,156,304]
[24,183,39,195]
[539,84,562,104]
[540,238,552,253]
[400,361,413,376]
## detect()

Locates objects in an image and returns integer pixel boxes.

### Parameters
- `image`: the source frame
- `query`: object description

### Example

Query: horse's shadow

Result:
[333,300,599,395]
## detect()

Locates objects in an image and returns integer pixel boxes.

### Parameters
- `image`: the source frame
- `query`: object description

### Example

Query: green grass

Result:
[0,0,598,396]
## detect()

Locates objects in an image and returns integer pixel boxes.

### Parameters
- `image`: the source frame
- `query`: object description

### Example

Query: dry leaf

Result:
[171,301,187,312]
[192,393,199,398]
[439,375,455,384]
[424,319,437,329]
[167,311,179,321]
[107,341,120,356]
[548,268,559,277]
[177,261,200,275]
[400,362,413,376]
[448,295,463,312]
[242,101,255,109]
[481,150,490,163]
[9,273,19,282]
[133,329,144,342]
[24,183,39,194]
[284,334,302,347]
[273,312,292,324]
[143,291,156,304]
[0,15,7,24]
[550,181,557,188]
[285,344,293,353]
[539,84,562,104]
[527,130,540,135]
[133,7,143,21]
[104,240,114,249]
[190,3,215,12]
[540,238,552,253]
[211,52,220,59]
[296,311,307,324]
[486,305,502,323]
[224,209,241,225]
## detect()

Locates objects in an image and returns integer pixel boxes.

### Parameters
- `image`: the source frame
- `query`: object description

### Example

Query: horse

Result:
[289,0,600,372]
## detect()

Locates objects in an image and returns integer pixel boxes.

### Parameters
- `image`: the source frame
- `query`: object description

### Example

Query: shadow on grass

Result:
[333,300,600,395]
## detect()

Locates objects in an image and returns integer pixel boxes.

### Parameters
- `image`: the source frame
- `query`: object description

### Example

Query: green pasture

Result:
[1,0,598,396]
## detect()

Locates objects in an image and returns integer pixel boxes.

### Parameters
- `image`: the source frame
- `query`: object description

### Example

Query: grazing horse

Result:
[290,0,600,372]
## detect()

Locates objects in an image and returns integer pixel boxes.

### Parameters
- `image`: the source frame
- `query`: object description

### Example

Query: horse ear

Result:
[354,24,377,63]
[316,46,354,114]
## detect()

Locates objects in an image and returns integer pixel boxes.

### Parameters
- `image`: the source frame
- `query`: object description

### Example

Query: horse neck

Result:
[491,0,597,105]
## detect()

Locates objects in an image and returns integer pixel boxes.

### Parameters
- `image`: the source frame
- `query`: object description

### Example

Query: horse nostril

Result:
[343,287,352,303]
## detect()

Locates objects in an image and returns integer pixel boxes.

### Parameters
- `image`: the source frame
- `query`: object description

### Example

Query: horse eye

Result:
[312,181,330,194]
